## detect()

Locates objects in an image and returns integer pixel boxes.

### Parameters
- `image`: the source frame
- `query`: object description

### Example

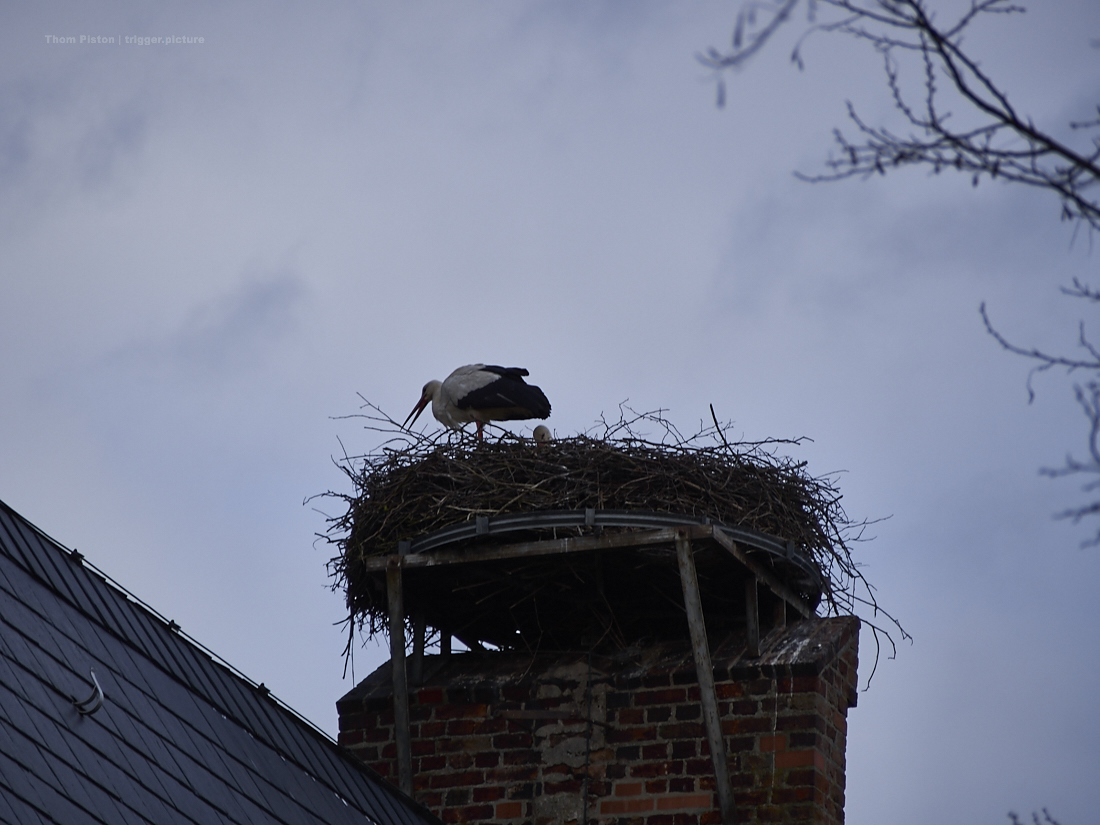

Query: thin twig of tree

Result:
[700,1,1100,231]
[983,294,1100,545]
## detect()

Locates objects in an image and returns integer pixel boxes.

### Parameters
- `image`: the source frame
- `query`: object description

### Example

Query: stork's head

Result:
[403,380,441,429]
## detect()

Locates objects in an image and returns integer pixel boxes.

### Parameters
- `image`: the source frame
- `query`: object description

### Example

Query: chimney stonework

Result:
[337,616,858,825]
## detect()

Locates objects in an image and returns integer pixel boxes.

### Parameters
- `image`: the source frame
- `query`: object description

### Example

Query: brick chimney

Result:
[337,616,858,824]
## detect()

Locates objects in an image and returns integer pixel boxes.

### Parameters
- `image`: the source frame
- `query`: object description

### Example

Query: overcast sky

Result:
[2,2,1099,823]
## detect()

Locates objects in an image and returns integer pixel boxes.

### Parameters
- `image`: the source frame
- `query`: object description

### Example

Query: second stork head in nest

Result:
[404,364,551,440]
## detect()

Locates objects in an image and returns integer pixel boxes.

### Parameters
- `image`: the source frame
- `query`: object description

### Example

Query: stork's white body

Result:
[404,364,551,439]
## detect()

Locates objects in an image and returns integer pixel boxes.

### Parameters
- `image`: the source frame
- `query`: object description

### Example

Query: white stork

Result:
[403,364,551,440]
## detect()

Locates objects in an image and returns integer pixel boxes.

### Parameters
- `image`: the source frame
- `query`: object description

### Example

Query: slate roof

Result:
[0,498,441,825]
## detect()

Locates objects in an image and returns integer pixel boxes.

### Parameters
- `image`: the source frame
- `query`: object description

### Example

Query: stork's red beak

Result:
[403,395,429,429]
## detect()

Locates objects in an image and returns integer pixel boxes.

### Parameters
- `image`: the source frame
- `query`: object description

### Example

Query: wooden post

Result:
[675,531,738,825]
[772,596,786,631]
[410,611,426,685]
[386,557,413,797]
[440,629,451,660]
[745,576,760,658]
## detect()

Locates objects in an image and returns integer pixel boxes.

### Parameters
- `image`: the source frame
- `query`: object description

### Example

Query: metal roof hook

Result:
[74,668,105,716]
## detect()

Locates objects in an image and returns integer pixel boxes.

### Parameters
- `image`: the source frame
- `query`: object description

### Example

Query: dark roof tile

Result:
[0,499,440,825]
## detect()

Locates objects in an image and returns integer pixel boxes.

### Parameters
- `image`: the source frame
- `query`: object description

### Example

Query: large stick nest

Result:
[322,406,891,655]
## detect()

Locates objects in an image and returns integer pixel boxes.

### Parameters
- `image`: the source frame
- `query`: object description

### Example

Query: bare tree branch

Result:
[983,297,1100,546]
[701,1,1100,231]
[1008,808,1062,825]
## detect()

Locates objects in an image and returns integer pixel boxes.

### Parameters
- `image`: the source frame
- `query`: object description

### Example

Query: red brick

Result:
[727,737,754,753]
[447,753,474,770]
[773,786,816,804]
[775,714,825,733]
[443,787,470,807]
[776,676,821,694]
[721,717,773,735]
[472,786,504,802]
[433,703,488,720]
[759,735,786,752]
[352,745,379,761]
[496,801,523,819]
[635,688,687,705]
[417,687,444,704]
[746,679,773,695]
[338,711,369,731]
[439,735,492,755]
[756,804,785,822]
[600,797,656,814]
[428,771,484,789]
[474,752,500,768]
[728,700,759,715]
[485,766,539,783]
[674,704,701,720]
[789,732,818,749]
[671,740,697,759]
[714,682,744,699]
[411,740,435,756]
[616,782,644,797]
[455,804,493,821]
[630,761,683,778]
[503,750,539,765]
[655,792,713,811]
[446,717,506,736]
[685,758,713,775]
[774,749,824,769]
[659,722,705,739]
[786,769,815,787]
[492,733,532,749]
[544,779,582,795]
[607,726,658,743]
[647,705,673,722]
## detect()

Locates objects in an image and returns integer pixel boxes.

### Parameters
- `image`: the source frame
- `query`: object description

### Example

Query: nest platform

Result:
[327,427,861,653]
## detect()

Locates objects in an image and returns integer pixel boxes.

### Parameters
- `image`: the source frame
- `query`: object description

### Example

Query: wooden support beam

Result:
[773,597,786,631]
[709,529,814,619]
[410,611,426,686]
[440,629,451,660]
[675,530,738,825]
[361,525,713,572]
[744,576,760,658]
[386,559,413,797]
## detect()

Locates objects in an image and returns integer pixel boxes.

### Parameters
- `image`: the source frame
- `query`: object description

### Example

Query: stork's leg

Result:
[476,422,484,441]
